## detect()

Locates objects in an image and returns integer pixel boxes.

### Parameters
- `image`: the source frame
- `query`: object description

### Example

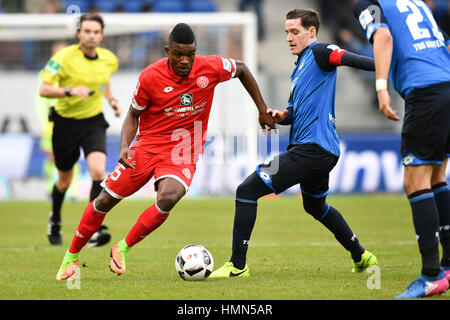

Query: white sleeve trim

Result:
[131,97,147,111]
[230,58,237,78]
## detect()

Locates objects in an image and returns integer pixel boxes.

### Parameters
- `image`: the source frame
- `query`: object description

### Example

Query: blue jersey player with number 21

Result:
[210,9,379,280]
[354,0,450,298]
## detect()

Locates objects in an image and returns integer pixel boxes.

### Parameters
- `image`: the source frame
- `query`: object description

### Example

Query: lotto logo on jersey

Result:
[197,76,209,88]
[180,93,193,106]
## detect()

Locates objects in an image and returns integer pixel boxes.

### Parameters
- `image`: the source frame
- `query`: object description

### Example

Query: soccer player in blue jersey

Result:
[211,9,378,279]
[353,0,450,298]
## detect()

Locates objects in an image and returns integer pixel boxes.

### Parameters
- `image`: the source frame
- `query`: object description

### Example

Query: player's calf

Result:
[302,193,367,264]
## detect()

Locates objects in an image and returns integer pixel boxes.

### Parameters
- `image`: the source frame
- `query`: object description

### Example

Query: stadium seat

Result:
[138,31,162,43]
[22,40,36,70]
[152,0,186,12]
[92,0,119,12]
[187,0,216,12]
[64,0,91,13]
[121,0,144,13]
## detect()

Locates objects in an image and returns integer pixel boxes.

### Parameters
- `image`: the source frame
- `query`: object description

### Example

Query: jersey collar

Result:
[78,46,99,60]
[295,41,318,65]
[166,58,197,82]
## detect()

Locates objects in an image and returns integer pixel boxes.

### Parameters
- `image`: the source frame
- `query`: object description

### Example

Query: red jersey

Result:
[131,55,236,163]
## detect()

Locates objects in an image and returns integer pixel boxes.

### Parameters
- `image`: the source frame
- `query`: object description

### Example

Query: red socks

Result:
[68,202,168,254]
[69,201,106,254]
[125,204,169,247]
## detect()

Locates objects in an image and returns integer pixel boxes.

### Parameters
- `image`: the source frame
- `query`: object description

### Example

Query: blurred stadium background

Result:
[0,0,449,200]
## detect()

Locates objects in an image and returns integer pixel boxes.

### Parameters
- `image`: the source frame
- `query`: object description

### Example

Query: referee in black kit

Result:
[39,13,122,246]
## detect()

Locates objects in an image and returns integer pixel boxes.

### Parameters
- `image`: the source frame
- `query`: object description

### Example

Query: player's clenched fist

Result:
[258,112,277,131]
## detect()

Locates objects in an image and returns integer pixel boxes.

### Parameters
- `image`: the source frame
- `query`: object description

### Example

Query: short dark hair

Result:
[286,9,320,34]
[78,13,105,31]
[168,23,196,46]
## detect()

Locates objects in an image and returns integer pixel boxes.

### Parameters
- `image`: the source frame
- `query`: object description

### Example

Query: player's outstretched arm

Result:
[313,44,374,71]
[118,106,141,169]
[233,60,276,131]
[339,51,374,71]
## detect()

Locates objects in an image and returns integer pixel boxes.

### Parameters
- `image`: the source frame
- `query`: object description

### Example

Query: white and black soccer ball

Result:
[175,244,214,281]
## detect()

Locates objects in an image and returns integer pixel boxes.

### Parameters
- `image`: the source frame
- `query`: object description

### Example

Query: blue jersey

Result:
[354,0,450,98]
[287,42,341,156]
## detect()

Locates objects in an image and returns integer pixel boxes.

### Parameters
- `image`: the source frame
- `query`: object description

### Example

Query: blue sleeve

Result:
[354,0,389,43]
[286,89,294,109]
[279,107,293,125]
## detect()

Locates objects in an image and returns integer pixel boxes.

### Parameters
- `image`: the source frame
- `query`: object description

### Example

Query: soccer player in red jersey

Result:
[56,23,276,280]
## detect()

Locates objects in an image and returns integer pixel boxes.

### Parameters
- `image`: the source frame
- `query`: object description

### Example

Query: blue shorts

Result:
[255,143,338,197]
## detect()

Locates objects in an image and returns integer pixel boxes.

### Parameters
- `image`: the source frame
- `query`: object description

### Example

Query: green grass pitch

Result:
[0,195,448,300]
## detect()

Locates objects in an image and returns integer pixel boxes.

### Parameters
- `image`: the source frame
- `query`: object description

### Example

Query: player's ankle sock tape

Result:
[231,200,257,269]
[51,184,66,223]
[432,182,450,240]
[408,189,440,254]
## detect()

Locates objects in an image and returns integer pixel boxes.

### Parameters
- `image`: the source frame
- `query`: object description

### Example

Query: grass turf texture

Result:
[0,195,448,300]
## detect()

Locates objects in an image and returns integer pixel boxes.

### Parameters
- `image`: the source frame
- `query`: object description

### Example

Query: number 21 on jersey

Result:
[396,0,444,41]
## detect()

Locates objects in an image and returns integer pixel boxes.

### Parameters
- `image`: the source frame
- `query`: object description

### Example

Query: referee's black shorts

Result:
[401,81,450,166]
[255,143,339,197]
[52,111,109,172]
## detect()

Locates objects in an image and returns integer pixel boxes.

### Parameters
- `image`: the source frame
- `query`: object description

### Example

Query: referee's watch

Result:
[64,87,72,97]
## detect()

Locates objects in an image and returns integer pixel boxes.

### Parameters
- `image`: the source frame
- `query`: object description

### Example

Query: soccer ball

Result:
[175,244,214,281]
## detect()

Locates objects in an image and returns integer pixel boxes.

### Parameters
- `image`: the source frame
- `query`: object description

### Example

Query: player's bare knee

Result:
[91,173,105,181]
[88,167,105,181]
[94,190,119,212]
[403,181,414,196]
[157,191,182,212]
[56,179,71,192]
[431,168,446,187]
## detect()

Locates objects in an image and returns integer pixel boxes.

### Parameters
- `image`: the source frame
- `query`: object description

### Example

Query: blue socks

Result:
[432,182,450,267]
[408,189,440,277]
